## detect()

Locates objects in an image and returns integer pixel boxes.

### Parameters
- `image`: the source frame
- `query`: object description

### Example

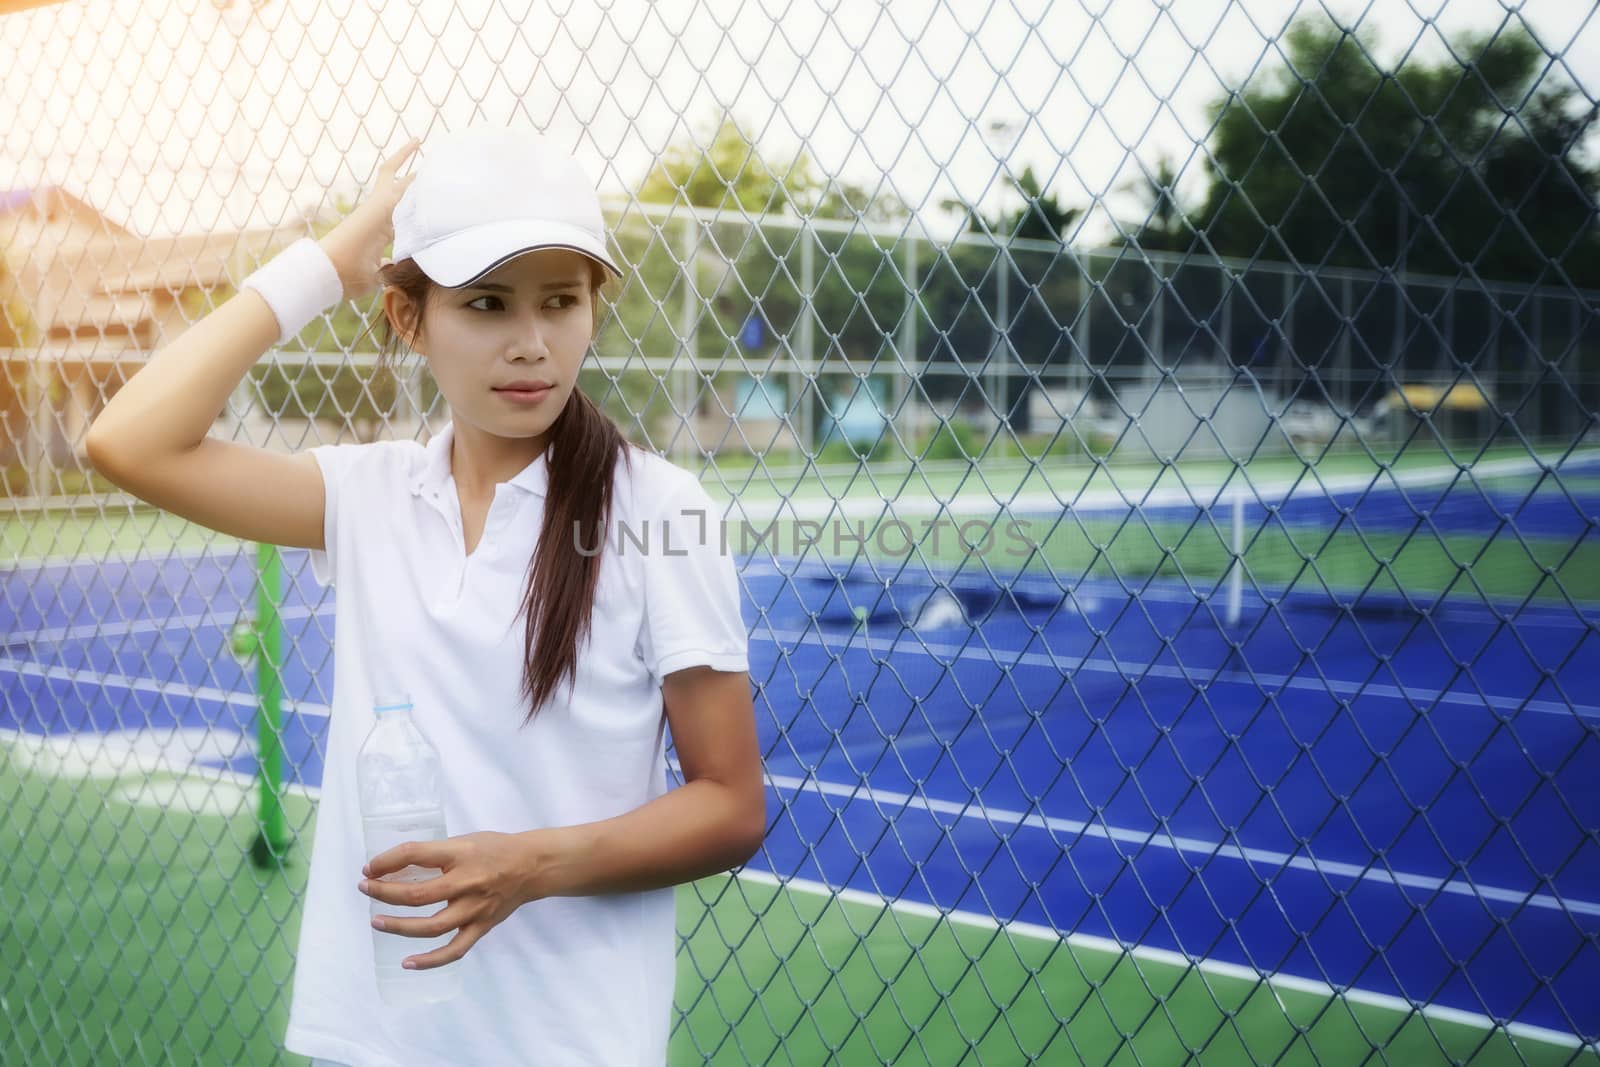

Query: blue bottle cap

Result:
[372,692,414,715]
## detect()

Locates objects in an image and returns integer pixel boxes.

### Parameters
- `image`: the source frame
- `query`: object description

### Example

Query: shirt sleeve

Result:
[636,472,750,680]
[305,442,371,588]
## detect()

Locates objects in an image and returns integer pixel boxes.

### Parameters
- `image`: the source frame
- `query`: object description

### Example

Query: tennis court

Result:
[4,448,1597,1063]
[7,0,1600,1062]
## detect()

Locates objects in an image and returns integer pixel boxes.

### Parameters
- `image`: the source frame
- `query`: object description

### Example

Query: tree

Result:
[628,113,915,452]
[1197,17,1600,289]
[927,167,1084,437]
[638,115,802,217]
[940,164,1080,243]
[637,113,910,223]
[1114,153,1195,253]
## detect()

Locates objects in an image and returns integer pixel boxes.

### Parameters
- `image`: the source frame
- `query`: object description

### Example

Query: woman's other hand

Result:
[359,829,535,971]
[319,136,421,302]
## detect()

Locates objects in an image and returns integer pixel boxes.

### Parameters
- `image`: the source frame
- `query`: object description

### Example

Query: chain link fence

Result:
[3,0,1598,1063]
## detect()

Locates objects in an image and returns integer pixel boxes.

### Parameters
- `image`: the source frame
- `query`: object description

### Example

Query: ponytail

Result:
[517,385,630,725]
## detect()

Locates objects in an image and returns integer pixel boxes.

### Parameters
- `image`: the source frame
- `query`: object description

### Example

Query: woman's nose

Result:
[508,323,551,360]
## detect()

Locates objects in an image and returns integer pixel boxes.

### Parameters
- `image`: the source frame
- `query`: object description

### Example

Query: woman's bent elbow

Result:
[83,426,121,480]
[83,426,143,488]
[733,796,767,866]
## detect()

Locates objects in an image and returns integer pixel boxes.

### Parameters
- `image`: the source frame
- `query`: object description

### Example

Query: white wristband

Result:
[239,236,346,345]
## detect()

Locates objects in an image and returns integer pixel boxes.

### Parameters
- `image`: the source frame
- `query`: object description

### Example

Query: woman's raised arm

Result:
[85,138,420,548]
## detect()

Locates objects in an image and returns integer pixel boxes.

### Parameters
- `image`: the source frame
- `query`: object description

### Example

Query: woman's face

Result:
[394,248,596,442]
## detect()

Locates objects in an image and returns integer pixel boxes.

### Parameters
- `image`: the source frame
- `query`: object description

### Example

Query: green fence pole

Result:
[246,541,291,869]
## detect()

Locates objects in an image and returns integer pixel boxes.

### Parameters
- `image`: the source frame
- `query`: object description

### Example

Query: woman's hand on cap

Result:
[319,137,421,302]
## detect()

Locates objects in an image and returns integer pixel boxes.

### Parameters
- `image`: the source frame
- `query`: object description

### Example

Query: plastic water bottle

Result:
[357,693,464,1006]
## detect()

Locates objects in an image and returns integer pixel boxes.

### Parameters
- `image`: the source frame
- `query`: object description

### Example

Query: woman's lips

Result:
[493,385,552,404]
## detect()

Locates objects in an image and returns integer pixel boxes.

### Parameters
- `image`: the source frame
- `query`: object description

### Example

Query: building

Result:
[0,184,289,496]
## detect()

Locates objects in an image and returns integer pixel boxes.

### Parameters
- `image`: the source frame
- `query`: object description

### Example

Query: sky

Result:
[2,0,1596,247]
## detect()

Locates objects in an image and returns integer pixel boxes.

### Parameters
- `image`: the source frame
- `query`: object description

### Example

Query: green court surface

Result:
[3,752,1591,1066]
[697,445,1570,519]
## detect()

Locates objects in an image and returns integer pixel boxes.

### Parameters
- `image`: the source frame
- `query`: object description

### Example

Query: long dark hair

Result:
[374,256,631,726]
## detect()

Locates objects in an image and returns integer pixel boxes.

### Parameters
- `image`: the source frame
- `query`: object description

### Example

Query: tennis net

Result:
[725,450,1600,628]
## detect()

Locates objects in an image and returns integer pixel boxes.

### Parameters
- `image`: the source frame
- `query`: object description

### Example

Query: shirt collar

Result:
[410,421,551,500]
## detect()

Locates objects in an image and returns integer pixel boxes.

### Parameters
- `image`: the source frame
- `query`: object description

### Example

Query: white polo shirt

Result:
[284,421,750,1067]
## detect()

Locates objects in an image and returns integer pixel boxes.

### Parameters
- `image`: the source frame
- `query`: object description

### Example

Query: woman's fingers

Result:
[372,899,466,939]
[385,137,419,168]
[369,896,493,970]
[382,138,421,183]
[399,925,487,971]
[363,872,453,908]
[307,137,423,300]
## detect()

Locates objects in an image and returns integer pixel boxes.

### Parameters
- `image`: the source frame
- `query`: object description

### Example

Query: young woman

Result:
[86,125,765,1066]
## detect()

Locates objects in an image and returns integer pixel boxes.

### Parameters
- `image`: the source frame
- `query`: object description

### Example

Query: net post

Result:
[675,215,698,466]
[250,541,291,868]
[799,226,816,454]
[1227,488,1244,626]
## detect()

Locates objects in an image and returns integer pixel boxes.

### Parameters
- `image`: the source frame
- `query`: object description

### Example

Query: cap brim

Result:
[413,219,623,288]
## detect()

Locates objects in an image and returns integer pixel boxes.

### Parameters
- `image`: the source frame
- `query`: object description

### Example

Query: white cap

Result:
[391,124,623,288]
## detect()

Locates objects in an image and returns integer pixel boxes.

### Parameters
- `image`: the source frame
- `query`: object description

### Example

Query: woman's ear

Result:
[382,286,427,355]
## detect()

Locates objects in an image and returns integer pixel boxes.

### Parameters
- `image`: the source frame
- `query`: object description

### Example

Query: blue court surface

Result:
[2,541,1597,1043]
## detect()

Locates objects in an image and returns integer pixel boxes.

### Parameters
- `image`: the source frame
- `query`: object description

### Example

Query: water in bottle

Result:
[357,692,464,1006]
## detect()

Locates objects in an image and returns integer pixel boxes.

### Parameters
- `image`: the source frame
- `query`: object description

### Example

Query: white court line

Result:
[759,772,1600,920]
[9,656,1592,924]
[16,542,1595,632]
[0,727,317,811]
[0,657,330,721]
[714,451,1600,524]
[6,633,1593,921]
[14,604,1593,722]
[4,603,329,647]
[3,545,243,576]
[730,869,1594,1052]
[751,625,1600,721]
[738,560,1600,629]
[14,458,1600,611]
[0,726,258,783]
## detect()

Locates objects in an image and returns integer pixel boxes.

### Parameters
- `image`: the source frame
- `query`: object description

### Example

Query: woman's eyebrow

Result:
[469,280,582,293]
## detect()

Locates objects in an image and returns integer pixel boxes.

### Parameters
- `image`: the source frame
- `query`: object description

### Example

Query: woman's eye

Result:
[465,295,576,311]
